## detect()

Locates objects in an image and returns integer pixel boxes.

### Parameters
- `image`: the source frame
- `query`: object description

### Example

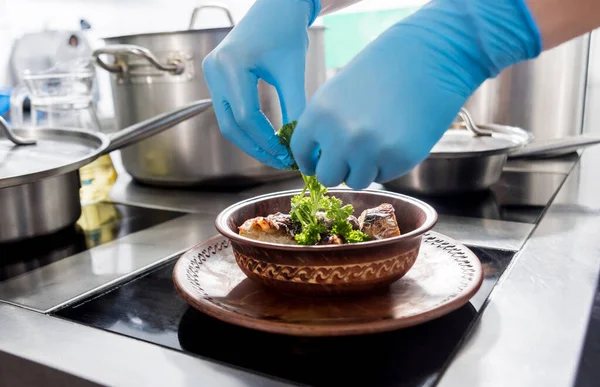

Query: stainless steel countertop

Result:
[108,173,536,251]
[0,302,288,387]
[437,31,600,387]
[0,170,538,313]
[438,151,600,387]
[0,213,219,313]
[2,78,600,385]
[0,150,597,386]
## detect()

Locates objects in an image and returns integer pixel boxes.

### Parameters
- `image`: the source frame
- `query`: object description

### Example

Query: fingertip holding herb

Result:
[238,123,395,246]
[277,121,299,171]
[276,121,371,245]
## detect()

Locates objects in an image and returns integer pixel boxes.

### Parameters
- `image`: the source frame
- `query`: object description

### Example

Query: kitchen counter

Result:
[0,148,599,387]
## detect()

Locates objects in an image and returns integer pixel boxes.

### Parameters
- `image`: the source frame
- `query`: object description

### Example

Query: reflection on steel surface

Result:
[0,214,218,313]
[0,303,285,387]
[438,149,600,387]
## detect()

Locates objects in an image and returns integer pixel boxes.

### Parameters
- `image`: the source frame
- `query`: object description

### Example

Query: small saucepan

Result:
[385,109,534,195]
[0,99,213,243]
[385,108,600,196]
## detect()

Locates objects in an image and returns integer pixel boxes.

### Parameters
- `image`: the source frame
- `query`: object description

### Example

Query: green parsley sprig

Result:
[276,121,370,245]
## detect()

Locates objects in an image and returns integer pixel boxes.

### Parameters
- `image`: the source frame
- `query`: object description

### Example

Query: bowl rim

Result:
[215,188,438,251]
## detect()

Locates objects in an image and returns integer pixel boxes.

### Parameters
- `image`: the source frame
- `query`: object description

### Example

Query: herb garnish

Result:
[277,121,370,245]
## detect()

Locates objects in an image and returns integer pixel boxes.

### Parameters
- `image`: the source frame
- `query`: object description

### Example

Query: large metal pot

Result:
[94,5,326,188]
[0,99,212,243]
[463,34,591,142]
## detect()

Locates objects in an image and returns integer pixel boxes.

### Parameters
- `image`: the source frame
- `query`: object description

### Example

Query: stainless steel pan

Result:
[507,135,600,159]
[0,99,212,243]
[385,109,532,195]
[385,109,600,196]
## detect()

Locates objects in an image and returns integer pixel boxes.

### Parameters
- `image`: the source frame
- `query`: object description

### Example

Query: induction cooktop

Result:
[55,245,514,387]
[3,162,577,387]
[0,203,186,283]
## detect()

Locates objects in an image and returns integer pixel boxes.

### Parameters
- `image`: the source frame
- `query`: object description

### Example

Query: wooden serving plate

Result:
[173,231,483,337]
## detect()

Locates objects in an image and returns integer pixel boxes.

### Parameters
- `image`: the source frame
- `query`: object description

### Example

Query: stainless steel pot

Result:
[0,99,212,243]
[384,109,533,196]
[385,108,600,196]
[94,4,326,188]
[463,34,591,143]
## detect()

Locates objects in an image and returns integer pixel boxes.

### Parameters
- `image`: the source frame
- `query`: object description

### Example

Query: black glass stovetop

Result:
[0,203,186,283]
[55,246,515,387]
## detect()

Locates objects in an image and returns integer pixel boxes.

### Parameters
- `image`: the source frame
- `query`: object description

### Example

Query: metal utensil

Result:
[384,109,532,196]
[457,108,492,137]
[0,116,35,145]
[0,99,212,243]
[189,3,235,29]
[508,135,600,159]
[93,3,326,188]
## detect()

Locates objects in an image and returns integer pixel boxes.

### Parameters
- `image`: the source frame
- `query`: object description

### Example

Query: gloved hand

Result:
[202,0,319,169]
[291,0,542,189]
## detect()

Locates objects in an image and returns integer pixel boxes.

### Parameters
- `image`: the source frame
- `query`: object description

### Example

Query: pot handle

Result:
[103,99,213,154]
[0,116,36,145]
[457,108,492,137]
[508,135,600,159]
[189,3,235,29]
[93,44,185,75]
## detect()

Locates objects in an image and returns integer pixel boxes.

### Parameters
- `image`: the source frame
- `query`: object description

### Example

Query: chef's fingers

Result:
[271,57,307,123]
[374,146,420,183]
[222,68,292,166]
[203,55,292,168]
[346,151,379,190]
[314,138,350,187]
[211,97,289,169]
[290,115,320,176]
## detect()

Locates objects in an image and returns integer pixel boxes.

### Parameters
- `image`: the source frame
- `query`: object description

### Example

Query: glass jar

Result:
[10,58,117,205]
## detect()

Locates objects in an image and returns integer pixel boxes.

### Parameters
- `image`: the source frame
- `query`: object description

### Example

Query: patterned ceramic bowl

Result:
[215,189,438,297]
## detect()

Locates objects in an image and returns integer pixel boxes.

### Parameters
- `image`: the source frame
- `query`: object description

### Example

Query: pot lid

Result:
[0,125,108,189]
[0,99,213,189]
[429,109,532,157]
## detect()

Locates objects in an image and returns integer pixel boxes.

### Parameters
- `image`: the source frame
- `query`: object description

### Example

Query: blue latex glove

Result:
[291,0,542,189]
[202,0,318,169]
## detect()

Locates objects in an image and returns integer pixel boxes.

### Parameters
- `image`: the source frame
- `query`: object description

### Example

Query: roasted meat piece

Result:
[238,212,300,244]
[358,203,401,240]
[346,215,360,230]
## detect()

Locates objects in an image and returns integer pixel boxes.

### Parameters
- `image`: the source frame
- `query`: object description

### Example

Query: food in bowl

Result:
[239,202,401,245]
[215,189,437,297]
[213,122,437,297]
[238,121,401,247]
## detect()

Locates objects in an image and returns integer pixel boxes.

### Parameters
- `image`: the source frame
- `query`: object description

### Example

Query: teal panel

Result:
[322,8,419,70]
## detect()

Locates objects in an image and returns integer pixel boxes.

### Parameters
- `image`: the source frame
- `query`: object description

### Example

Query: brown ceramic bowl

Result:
[215,189,438,297]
